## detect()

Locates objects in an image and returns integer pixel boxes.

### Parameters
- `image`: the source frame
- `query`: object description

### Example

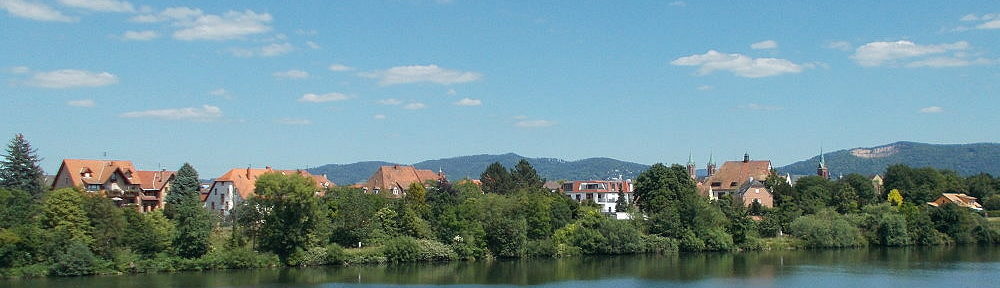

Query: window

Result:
[562,183,573,191]
[730,182,738,187]
[87,184,101,191]
[755,188,760,194]
[711,182,721,187]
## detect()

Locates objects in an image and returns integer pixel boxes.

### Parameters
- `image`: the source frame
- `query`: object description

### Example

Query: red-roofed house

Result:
[51,159,175,212]
[928,193,983,211]
[697,154,773,203]
[204,166,331,216]
[363,165,443,198]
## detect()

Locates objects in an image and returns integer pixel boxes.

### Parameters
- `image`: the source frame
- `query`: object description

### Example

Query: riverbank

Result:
[3,245,998,287]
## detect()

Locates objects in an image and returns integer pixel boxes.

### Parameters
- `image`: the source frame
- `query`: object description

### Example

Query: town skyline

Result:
[2,1,998,177]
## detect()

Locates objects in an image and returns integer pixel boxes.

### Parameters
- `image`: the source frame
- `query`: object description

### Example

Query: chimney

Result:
[743,153,750,163]
[265,166,271,170]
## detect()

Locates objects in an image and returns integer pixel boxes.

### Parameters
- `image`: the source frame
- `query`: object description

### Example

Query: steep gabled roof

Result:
[53,159,143,189]
[136,170,175,191]
[365,165,441,193]
[212,167,322,200]
[700,159,772,195]
[928,193,983,210]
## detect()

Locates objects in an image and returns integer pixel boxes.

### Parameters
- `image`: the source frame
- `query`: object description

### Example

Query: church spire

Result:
[686,152,696,179]
[706,152,717,177]
[817,145,830,179]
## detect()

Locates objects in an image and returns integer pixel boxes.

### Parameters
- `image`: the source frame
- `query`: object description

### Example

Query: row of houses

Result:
[49,156,984,215]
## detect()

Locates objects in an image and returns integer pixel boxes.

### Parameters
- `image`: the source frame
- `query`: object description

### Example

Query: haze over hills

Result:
[307,153,649,185]
[308,142,1000,185]
[777,141,1000,177]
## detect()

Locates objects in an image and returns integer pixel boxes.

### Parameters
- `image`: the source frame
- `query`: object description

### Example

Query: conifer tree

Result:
[511,159,544,191]
[0,134,45,197]
[480,162,514,194]
[165,163,211,258]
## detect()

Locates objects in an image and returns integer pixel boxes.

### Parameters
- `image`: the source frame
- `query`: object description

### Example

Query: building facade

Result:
[204,166,332,216]
[562,179,633,213]
[51,159,175,212]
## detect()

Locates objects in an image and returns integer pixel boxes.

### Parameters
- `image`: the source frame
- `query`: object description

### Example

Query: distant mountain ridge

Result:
[778,141,1000,177]
[307,153,649,185]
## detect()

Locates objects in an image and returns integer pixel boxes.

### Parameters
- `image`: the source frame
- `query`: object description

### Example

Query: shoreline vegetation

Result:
[1,134,999,279]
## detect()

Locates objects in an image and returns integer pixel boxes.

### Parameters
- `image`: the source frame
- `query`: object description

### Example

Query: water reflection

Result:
[4,246,998,287]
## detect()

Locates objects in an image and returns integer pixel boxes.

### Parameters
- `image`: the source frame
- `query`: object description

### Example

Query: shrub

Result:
[324,243,347,265]
[0,263,50,278]
[641,234,678,254]
[50,241,99,276]
[788,210,867,248]
[415,239,458,262]
[344,246,387,265]
[678,230,705,251]
[524,239,556,258]
[383,237,420,263]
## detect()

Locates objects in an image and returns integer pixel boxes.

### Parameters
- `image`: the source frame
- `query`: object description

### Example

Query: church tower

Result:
[686,153,696,179]
[817,147,830,179]
[706,153,717,177]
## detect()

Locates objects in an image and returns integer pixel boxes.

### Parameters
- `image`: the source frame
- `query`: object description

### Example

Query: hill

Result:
[778,141,1000,177]
[308,153,649,185]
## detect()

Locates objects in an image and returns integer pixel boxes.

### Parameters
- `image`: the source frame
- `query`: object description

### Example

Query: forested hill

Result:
[778,141,1000,177]
[307,153,649,185]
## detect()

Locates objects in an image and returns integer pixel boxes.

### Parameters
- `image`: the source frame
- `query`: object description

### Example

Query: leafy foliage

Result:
[0,134,45,198]
[254,173,322,263]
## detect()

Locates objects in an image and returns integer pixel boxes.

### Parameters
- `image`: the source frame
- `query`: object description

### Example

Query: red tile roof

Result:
[136,170,175,191]
[211,167,324,200]
[53,159,143,189]
[699,160,772,195]
[365,165,442,194]
[928,193,983,210]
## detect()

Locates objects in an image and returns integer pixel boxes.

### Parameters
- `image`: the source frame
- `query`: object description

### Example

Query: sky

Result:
[1,0,998,177]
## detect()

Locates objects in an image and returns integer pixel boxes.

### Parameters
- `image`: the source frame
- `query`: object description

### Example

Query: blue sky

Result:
[2,0,998,177]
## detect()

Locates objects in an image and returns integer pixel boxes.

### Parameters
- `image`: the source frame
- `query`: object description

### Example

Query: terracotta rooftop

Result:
[136,170,175,191]
[212,167,324,199]
[53,159,143,189]
[700,159,772,195]
[928,193,983,210]
[365,165,442,193]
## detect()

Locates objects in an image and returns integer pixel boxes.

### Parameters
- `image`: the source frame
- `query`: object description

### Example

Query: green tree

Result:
[323,187,386,247]
[831,181,860,214]
[615,190,630,212]
[634,164,732,251]
[164,163,212,258]
[966,173,997,202]
[0,134,45,197]
[41,188,93,246]
[887,189,903,206]
[255,172,322,262]
[480,162,514,194]
[511,159,544,191]
[82,194,125,258]
[841,174,880,207]
[123,209,174,256]
[164,163,200,219]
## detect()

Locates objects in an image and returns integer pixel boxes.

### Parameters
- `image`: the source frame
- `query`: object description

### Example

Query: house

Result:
[562,179,633,213]
[697,153,772,201]
[734,180,774,208]
[927,193,983,211]
[204,166,332,216]
[362,165,443,197]
[51,159,175,212]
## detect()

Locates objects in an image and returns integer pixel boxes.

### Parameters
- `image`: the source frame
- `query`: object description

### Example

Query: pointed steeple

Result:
[686,152,696,180]
[706,152,717,177]
[817,145,830,179]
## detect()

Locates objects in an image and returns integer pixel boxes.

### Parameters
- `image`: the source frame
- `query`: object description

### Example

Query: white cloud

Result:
[373,114,386,120]
[328,64,354,71]
[272,69,309,79]
[515,120,555,128]
[359,65,482,85]
[58,0,133,13]
[750,40,778,50]
[697,85,713,91]
[121,30,158,41]
[958,13,1000,30]
[512,115,528,120]
[377,98,403,105]
[671,50,808,78]
[67,99,95,107]
[669,1,686,7]
[978,20,1000,30]
[26,69,118,88]
[851,40,969,67]
[230,43,293,57]
[298,92,351,103]
[454,98,482,106]
[306,41,320,49]
[9,66,30,74]
[826,41,852,51]
[276,118,311,125]
[403,102,427,110]
[905,57,995,68]
[120,105,222,121]
[446,88,457,95]
[132,7,272,41]
[208,88,232,99]
[919,106,943,113]
[739,103,783,111]
[1,0,76,22]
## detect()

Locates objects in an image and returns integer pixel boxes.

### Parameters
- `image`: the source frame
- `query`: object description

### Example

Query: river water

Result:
[5,246,999,287]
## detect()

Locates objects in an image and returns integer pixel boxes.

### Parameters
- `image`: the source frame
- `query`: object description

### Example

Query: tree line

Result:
[1,134,998,278]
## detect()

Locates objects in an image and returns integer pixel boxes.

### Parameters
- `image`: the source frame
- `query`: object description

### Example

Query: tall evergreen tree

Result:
[0,134,45,197]
[480,162,514,194]
[165,163,212,258]
[511,159,544,191]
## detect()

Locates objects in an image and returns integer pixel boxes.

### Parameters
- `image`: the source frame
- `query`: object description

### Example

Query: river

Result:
[4,246,998,287]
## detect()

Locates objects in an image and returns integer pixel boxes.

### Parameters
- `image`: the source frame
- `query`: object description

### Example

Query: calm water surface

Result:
[5,246,999,287]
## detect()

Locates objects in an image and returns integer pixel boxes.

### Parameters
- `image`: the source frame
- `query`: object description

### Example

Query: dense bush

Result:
[640,234,678,254]
[382,237,421,263]
[50,241,100,276]
[788,210,867,248]
[415,239,458,262]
